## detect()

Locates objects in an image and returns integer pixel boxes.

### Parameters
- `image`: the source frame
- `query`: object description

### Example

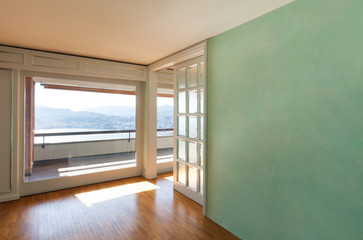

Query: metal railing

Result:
[35,128,173,148]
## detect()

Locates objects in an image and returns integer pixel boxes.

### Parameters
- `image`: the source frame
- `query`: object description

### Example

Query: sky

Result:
[35,83,173,111]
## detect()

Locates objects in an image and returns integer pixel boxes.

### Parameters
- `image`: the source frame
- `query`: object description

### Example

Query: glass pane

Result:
[177,139,186,161]
[188,90,198,113]
[199,116,203,140]
[157,96,173,163]
[26,79,137,182]
[200,170,204,193]
[177,163,186,185]
[199,89,204,114]
[178,68,186,89]
[188,166,198,191]
[199,143,203,167]
[188,142,197,164]
[178,116,186,136]
[188,117,197,139]
[178,92,186,113]
[188,64,198,88]
[199,62,204,87]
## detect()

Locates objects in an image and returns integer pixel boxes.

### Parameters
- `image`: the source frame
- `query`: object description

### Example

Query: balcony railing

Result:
[35,128,173,148]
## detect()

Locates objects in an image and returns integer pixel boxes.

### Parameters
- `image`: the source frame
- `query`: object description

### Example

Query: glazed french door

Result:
[173,56,205,205]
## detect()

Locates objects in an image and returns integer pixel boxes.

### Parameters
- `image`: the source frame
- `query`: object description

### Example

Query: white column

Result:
[0,69,20,203]
[143,70,157,179]
[0,69,12,193]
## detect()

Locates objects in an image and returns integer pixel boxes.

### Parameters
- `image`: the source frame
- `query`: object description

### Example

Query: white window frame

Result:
[18,71,145,196]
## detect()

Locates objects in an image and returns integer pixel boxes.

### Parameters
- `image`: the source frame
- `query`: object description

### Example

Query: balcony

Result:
[26,129,173,182]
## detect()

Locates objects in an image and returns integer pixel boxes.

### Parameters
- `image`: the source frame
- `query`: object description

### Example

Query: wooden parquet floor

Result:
[0,173,239,240]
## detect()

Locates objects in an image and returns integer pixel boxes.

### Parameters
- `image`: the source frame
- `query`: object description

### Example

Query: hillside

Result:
[35,105,173,130]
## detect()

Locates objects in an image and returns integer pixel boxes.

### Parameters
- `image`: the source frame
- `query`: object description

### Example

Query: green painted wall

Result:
[206,0,363,239]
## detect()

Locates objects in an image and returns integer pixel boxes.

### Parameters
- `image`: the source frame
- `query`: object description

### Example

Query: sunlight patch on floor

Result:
[164,176,173,181]
[58,159,135,172]
[75,181,159,207]
[157,155,173,163]
[59,162,136,177]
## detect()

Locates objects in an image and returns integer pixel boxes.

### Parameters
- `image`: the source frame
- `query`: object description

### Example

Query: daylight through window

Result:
[157,94,174,163]
[24,77,137,182]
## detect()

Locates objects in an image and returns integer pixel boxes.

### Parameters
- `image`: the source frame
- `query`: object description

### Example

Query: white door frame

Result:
[148,41,207,215]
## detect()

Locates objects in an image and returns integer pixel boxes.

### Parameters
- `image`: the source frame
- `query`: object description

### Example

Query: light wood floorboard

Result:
[0,173,239,240]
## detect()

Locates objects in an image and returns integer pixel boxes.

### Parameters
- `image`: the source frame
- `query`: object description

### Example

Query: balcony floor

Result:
[26,149,173,182]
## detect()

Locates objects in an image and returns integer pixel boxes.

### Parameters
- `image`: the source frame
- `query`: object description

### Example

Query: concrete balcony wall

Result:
[34,136,173,162]
[157,136,174,149]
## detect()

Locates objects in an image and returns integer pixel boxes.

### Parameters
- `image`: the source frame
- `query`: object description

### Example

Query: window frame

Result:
[19,71,144,196]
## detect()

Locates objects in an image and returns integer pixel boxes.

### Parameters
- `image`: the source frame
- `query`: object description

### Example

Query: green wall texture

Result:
[206,0,363,239]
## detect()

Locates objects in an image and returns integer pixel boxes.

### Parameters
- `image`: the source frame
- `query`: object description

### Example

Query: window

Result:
[156,91,174,164]
[24,76,138,182]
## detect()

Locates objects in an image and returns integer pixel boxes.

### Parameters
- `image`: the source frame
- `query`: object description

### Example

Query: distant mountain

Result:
[84,105,136,117]
[157,105,173,129]
[86,105,173,118]
[85,104,174,128]
[157,105,173,116]
[35,105,173,130]
[35,106,75,121]
[35,106,135,130]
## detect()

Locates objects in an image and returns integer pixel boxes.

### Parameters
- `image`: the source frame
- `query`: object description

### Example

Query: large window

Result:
[24,77,137,182]
[157,93,173,164]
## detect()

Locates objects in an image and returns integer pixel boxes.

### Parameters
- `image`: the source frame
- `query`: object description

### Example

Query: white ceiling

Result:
[0,0,292,65]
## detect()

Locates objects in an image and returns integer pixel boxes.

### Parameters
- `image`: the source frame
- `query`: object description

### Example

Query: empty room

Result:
[0,0,362,239]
